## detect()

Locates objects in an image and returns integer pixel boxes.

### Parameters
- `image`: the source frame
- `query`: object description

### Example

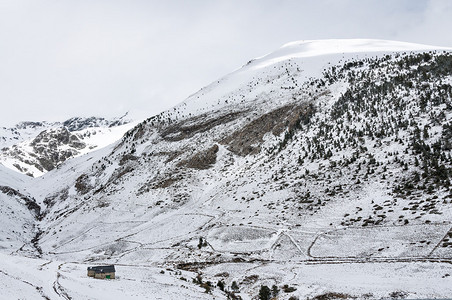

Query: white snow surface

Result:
[258,39,451,63]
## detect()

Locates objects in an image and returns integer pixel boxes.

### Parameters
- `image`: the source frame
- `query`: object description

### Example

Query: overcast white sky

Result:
[1,0,451,127]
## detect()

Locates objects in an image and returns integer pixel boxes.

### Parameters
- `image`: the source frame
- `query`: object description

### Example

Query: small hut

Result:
[87,265,116,279]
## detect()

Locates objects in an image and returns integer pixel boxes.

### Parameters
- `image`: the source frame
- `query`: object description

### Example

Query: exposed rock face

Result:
[160,111,244,142]
[221,103,316,156]
[75,174,92,195]
[183,144,219,169]
[31,127,85,149]
[30,128,85,172]
[63,116,129,132]
[16,121,45,130]
[119,154,138,166]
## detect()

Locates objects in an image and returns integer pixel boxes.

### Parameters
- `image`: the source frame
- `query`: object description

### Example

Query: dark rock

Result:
[182,144,219,170]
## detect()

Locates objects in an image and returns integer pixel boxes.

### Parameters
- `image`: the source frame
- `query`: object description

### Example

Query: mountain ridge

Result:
[0,115,136,177]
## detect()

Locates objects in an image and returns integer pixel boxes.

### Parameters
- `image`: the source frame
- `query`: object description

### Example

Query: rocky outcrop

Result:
[221,103,315,156]
[182,144,219,170]
[160,111,244,142]
[63,116,129,132]
[30,128,85,171]
[75,174,92,195]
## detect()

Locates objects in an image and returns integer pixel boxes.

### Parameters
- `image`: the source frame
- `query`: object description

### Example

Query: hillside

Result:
[1,39,452,299]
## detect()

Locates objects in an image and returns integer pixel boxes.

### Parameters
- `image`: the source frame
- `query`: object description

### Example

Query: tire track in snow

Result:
[53,263,72,300]
[428,226,452,257]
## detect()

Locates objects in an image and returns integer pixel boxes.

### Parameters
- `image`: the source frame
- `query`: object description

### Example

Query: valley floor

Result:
[2,221,452,300]
[0,253,221,300]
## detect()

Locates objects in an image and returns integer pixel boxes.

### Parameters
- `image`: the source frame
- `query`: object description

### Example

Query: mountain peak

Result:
[249,39,452,69]
[171,39,451,121]
[282,39,450,54]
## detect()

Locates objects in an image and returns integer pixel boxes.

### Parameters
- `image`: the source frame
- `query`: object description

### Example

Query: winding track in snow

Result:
[0,268,51,299]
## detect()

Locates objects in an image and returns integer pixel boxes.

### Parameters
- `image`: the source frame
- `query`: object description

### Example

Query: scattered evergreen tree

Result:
[217,280,225,291]
[258,285,271,300]
[271,285,280,298]
[231,281,239,292]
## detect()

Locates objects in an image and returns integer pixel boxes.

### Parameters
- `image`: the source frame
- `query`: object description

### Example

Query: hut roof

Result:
[87,265,116,273]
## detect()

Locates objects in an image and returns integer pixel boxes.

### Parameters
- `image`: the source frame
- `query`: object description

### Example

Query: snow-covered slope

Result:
[257,39,449,61]
[172,39,451,119]
[1,39,452,299]
[0,164,39,253]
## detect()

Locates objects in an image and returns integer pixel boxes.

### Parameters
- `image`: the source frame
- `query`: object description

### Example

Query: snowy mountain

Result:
[0,115,136,177]
[1,39,452,299]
